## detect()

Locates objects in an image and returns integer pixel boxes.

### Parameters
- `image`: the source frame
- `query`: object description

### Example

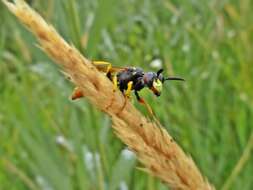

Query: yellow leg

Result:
[113,75,118,91]
[125,81,133,98]
[116,81,133,115]
[106,63,112,75]
[93,61,112,75]
[93,61,111,65]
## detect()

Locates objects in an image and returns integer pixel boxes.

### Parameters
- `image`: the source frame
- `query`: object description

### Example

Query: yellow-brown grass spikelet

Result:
[2,0,215,189]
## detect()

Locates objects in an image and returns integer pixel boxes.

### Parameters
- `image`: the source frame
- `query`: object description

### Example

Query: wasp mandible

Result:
[71,61,184,113]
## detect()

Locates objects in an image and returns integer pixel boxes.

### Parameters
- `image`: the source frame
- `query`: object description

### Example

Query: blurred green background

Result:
[0,0,253,189]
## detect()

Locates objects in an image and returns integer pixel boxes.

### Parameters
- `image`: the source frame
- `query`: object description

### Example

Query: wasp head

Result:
[143,70,163,96]
[143,69,184,97]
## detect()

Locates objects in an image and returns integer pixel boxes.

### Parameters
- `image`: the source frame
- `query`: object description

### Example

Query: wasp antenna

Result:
[165,77,185,81]
[157,69,163,76]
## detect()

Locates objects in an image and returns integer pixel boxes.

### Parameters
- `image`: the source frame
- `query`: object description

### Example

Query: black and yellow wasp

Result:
[71,61,184,111]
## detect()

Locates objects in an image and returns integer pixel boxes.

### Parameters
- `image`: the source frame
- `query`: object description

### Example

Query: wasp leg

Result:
[92,61,111,65]
[125,81,133,98]
[134,92,164,137]
[71,87,84,100]
[93,61,112,78]
[116,81,133,115]
[106,63,112,78]
[134,91,154,116]
[113,75,118,91]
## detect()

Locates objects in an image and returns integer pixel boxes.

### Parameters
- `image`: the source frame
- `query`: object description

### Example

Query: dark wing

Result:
[92,61,126,73]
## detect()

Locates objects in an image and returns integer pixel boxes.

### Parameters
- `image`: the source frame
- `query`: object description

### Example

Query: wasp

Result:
[71,61,184,114]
